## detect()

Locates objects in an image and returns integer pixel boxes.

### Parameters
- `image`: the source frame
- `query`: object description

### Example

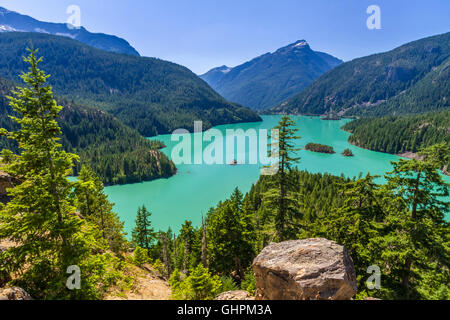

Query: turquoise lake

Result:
[104,115,450,236]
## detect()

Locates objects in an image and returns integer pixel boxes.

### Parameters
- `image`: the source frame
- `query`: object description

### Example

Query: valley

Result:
[0,2,448,302]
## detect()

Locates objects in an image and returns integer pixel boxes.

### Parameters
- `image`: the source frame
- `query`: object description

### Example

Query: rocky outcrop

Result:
[253,238,357,300]
[0,287,33,300]
[215,290,255,301]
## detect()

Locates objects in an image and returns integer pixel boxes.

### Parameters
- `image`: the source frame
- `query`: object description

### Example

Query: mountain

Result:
[0,76,176,185]
[200,40,342,110]
[271,32,450,117]
[0,6,140,56]
[0,32,261,137]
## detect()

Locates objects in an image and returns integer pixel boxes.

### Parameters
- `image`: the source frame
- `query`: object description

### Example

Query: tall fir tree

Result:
[132,205,155,255]
[263,115,301,241]
[72,165,127,254]
[0,48,123,299]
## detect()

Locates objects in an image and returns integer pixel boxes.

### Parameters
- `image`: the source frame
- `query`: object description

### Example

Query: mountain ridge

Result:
[0,6,140,56]
[0,32,261,137]
[271,32,450,117]
[200,40,343,110]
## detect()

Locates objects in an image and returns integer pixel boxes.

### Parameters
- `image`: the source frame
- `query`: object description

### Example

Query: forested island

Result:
[305,143,336,154]
[342,149,354,157]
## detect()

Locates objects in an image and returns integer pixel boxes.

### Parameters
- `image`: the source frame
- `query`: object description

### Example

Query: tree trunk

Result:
[201,217,208,268]
[402,257,412,298]
[411,171,421,219]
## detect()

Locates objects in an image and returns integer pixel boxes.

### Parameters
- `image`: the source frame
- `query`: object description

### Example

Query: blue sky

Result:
[0,0,449,74]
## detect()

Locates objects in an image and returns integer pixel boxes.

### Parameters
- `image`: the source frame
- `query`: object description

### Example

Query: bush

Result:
[218,276,238,294]
[241,270,257,295]
[132,247,150,266]
[170,264,221,300]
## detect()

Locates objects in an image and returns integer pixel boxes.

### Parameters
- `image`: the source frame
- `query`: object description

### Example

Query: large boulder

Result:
[0,287,33,300]
[253,238,357,300]
[215,290,255,301]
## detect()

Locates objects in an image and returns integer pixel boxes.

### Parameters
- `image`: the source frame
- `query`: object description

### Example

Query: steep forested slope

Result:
[342,110,450,155]
[0,77,176,185]
[0,32,261,137]
[271,32,450,117]
[201,40,342,110]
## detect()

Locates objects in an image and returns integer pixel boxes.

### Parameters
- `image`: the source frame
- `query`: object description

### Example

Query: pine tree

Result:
[72,165,127,254]
[131,205,155,255]
[207,197,254,277]
[379,144,450,298]
[180,220,194,273]
[0,48,81,294]
[201,216,208,268]
[0,48,123,299]
[263,115,301,241]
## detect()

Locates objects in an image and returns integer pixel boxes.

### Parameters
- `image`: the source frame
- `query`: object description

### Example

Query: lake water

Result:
[104,115,449,236]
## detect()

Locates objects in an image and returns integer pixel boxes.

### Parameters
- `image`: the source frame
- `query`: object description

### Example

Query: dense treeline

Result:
[343,110,450,161]
[270,32,450,117]
[0,32,261,137]
[140,116,449,300]
[0,77,176,185]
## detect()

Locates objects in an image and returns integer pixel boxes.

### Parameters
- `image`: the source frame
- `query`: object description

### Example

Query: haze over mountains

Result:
[200,40,343,110]
[0,6,140,56]
[272,32,450,117]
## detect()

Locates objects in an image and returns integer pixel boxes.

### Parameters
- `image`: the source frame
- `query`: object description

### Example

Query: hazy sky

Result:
[1,0,449,74]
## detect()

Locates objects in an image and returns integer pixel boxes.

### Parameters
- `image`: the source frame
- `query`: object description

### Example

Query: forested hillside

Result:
[343,110,450,159]
[0,32,261,137]
[356,57,450,117]
[271,32,450,117]
[201,40,342,110]
[0,77,176,185]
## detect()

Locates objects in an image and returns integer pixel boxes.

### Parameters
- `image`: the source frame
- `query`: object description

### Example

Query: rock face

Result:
[0,287,33,300]
[215,290,255,301]
[253,238,357,300]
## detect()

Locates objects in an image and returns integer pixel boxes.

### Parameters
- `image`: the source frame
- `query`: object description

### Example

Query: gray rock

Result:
[215,290,255,300]
[0,287,33,300]
[253,238,357,300]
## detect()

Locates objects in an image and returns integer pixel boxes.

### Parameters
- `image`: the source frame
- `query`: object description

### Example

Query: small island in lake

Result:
[342,148,354,157]
[305,143,336,154]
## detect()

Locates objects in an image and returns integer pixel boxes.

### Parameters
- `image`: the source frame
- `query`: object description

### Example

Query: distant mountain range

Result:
[0,6,140,56]
[271,32,450,117]
[0,32,260,137]
[200,40,342,110]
